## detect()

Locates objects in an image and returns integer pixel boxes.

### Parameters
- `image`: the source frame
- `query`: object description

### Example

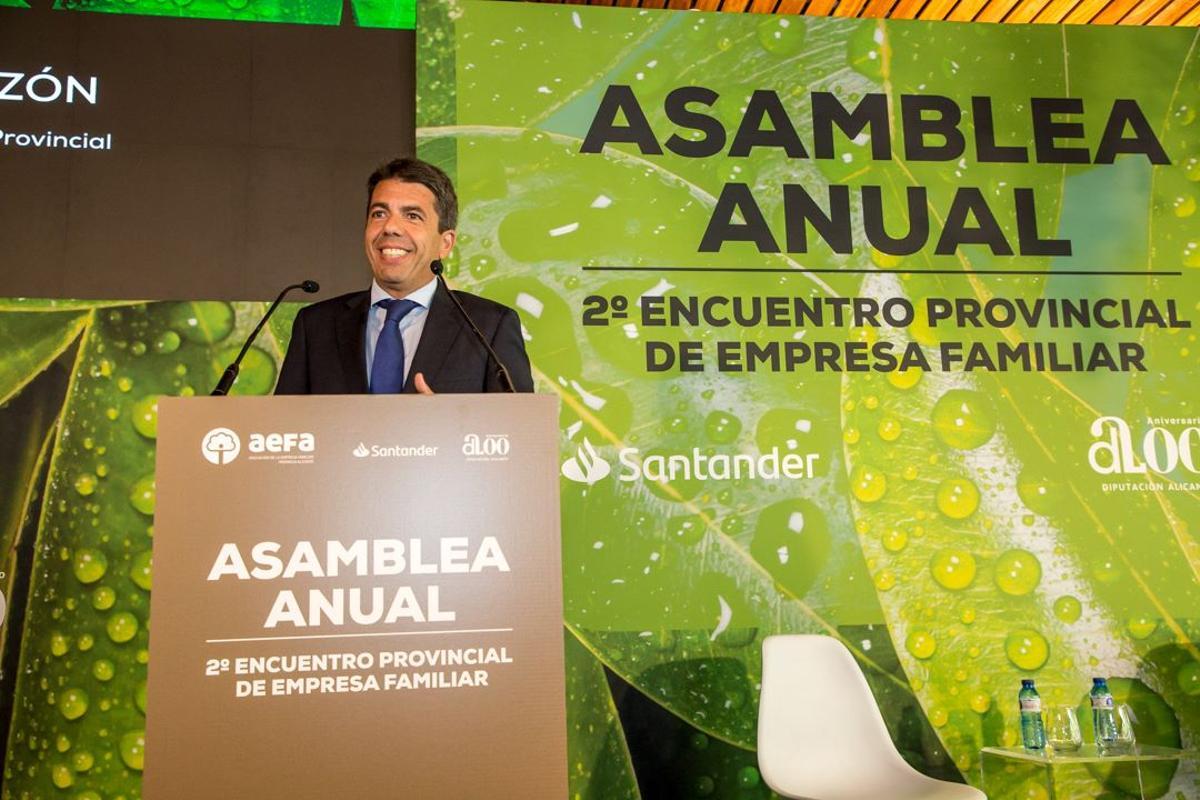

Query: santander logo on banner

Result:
[561,436,821,486]
[561,438,611,485]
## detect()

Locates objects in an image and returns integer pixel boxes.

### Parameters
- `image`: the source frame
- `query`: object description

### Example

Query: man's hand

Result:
[413,372,435,395]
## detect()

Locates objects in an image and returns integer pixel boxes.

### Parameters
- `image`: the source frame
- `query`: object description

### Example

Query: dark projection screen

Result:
[0,7,415,300]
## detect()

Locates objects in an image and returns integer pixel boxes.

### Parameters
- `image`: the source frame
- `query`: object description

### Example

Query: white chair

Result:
[757,635,986,800]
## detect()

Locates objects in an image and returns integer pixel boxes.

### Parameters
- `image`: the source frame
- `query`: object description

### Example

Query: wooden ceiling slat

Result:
[1036,0,1080,19]
[1006,0,1053,21]
[1122,0,1177,22]
[1031,0,1079,20]
[918,0,959,20]
[835,0,870,16]
[860,0,898,15]
[1060,0,1110,19]
[890,0,928,17]
[975,0,1022,22]
[529,0,1200,28]
[1176,0,1200,20]
[1147,0,1196,22]
[1090,0,1141,22]
[806,0,840,14]
[945,0,988,18]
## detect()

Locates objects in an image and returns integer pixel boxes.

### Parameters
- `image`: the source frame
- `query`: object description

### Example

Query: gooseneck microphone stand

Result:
[211,280,320,396]
[429,260,516,393]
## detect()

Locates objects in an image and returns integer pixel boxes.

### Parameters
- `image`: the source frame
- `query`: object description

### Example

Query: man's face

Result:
[364,178,456,297]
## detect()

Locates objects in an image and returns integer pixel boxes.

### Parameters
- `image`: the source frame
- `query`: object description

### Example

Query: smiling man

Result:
[274,158,534,395]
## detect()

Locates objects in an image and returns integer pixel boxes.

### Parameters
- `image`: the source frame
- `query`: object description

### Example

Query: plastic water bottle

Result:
[1019,679,1046,751]
[1091,677,1119,752]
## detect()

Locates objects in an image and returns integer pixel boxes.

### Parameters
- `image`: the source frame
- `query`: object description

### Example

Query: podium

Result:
[144,395,567,799]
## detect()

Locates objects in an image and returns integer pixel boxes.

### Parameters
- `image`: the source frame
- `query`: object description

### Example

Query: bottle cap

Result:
[1021,679,1034,687]
[1093,677,1106,684]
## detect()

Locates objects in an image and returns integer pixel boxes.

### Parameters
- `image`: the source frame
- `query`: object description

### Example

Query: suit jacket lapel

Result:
[336,292,371,394]
[404,282,464,392]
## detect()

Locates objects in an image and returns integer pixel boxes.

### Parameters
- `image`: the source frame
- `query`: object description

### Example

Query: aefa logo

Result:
[201,428,315,465]
[249,432,315,454]
[201,428,241,465]
[1088,415,1200,475]
[562,438,611,485]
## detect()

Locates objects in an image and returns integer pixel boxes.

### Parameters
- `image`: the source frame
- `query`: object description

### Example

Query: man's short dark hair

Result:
[366,157,458,232]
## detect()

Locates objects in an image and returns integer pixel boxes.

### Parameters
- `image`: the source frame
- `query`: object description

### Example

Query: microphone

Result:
[430,260,515,393]
[211,280,320,396]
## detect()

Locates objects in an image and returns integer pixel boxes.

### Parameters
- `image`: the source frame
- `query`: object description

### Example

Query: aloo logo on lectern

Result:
[462,433,511,461]
[201,427,241,465]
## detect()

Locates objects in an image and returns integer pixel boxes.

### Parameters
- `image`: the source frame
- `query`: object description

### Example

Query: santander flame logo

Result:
[352,443,370,458]
[561,437,611,485]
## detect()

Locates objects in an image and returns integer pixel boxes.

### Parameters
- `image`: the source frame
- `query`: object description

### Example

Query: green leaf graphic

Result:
[0,311,89,407]
[1,301,285,799]
[565,628,641,800]
[0,356,73,740]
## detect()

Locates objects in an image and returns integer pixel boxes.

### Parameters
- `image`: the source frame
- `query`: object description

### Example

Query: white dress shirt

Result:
[364,277,438,387]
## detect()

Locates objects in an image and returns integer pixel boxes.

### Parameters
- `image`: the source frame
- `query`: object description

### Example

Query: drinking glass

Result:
[1045,706,1082,752]
[1112,704,1138,752]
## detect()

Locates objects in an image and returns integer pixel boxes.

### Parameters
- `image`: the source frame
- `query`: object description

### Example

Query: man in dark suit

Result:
[275,158,533,395]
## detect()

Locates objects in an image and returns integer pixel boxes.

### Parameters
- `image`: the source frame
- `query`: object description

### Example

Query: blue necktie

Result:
[370,298,419,394]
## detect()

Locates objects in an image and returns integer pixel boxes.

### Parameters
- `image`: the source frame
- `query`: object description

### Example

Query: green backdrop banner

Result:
[414,2,1200,797]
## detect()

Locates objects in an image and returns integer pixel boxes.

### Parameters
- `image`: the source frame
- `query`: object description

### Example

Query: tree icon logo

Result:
[201,428,242,465]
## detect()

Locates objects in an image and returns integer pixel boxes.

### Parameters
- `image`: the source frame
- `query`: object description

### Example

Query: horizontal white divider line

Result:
[206,627,514,644]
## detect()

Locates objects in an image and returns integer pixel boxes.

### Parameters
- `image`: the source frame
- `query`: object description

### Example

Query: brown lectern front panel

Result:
[145,395,565,799]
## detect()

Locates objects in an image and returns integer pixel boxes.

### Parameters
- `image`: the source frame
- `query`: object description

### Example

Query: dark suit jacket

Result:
[274,284,534,394]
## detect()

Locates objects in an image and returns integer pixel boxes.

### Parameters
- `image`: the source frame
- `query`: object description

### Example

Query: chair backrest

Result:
[757,634,912,798]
